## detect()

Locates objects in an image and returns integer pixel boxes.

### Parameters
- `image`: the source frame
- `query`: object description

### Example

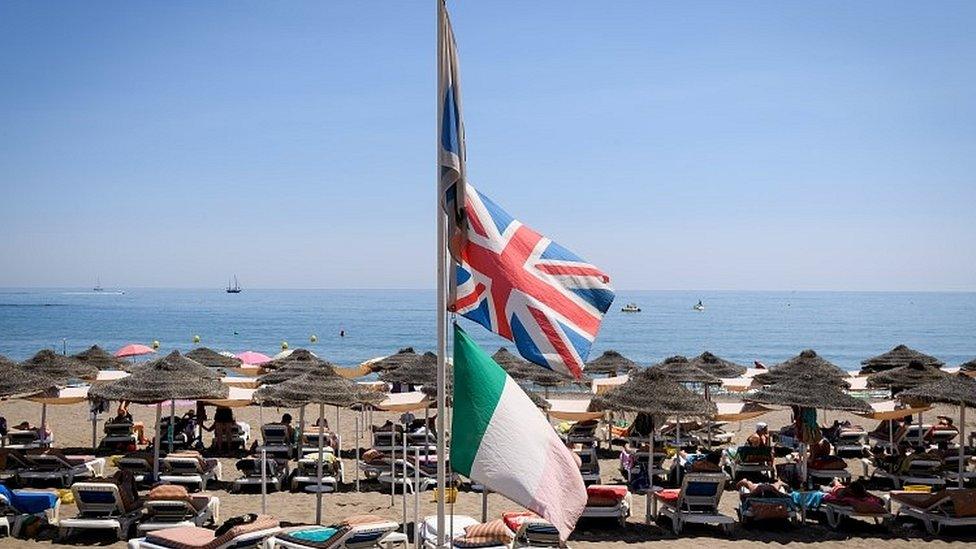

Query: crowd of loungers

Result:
[2,408,976,547]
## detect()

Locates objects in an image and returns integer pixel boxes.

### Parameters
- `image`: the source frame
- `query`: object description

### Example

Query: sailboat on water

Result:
[93,277,104,292]
[226,275,242,294]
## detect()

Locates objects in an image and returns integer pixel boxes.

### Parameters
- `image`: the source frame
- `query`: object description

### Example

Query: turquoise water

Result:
[0,288,973,371]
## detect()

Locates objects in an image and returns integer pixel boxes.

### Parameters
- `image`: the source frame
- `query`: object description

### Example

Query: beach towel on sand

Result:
[451,325,586,541]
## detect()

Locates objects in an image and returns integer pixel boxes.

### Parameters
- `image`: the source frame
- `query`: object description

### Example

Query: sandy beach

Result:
[2,394,973,548]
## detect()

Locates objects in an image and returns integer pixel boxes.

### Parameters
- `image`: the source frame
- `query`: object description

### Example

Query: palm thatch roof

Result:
[366,347,419,373]
[689,352,747,378]
[379,352,439,385]
[0,360,61,399]
[859,344,944,375]
[866,360,949,394]
[21,349,98,383]
[254,369,384,408]
[72,345,128,370]
[590,367,716,418]
[185,347,242,369]
[492,347,532,379]
[259,356,337,386]
[126,351,220,379]
[753,349,847,386]
[89,350,228,404]
[654,355,721,384]
[585,350,637,376]
[746,371,870,412]
[898,373,976,408]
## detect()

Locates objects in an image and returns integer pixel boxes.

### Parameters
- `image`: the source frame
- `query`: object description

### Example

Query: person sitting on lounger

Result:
[12,421,52,444]
[204,406,237,454]
[109,402,148,444]
[747,422,770,447]
[808,436,847,470]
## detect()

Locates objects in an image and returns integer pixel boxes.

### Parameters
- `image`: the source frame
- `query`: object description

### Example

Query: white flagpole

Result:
[435,1,449,547]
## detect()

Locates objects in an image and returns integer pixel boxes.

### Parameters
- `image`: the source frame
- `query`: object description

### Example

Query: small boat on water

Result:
[693,300,705,311]
[93,277,103,292]
[621,303,641,313]
[226,275,242,294]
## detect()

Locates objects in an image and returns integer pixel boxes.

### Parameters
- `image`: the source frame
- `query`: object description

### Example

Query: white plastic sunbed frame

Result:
[18,454,105,488]
[58,482,142,541]
[128,526,282,549]
[654,472,734,535]
[895,492,976,534]
[581,491,632,527]
[0,490,61,538]
[822,497,892,529]
[136,495,220,534]
[159,456,222,492]
[263,521,406,549]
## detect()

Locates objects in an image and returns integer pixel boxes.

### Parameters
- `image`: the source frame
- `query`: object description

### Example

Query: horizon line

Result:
[0,286,974,294]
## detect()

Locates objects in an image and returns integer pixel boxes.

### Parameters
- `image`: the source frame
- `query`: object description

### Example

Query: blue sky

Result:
[1,1,973,290]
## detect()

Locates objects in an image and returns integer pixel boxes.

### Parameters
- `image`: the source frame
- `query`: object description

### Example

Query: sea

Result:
[0,288,974,371]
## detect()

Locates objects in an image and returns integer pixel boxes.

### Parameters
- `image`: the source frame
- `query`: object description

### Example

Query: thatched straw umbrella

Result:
[746,372,869,483]
[89,350,229,477]
[254,370,383,524]
[747,371,868,412]
[753,349,848,386]
[591,367,716,522]
[585,350,638,376]
[654,355,721,385]
[0,360,60,399]
[899,374,976,488]
[20,350,99,437]
[689,351,747,378]
[866,360,949,395]
[365,347,419,373]
[491,348,533,380]
[859,344,944,375]
[185,347,243,370]
[72,345,128,370]
[21,349,98,383]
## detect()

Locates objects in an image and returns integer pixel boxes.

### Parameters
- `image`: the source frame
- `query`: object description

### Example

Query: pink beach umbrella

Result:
[235,351,272,365]
[115,344,157,358]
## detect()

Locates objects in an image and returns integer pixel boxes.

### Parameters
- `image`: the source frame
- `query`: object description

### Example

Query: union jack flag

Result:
[452,185,615,379]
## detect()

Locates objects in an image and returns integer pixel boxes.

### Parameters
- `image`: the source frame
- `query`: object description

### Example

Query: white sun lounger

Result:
[136,494,219,534]
[128,516,280,549]
[581,489,632,527]
[58,482,142,541]
[892,489,976,534]
[3,430,51,450]
[419,515,509,549]
[291,451,341,492]
[159,455,222,492]
[264,521,404,549]
[18,453,105,488]
[0,487,60,538]
[654,472,734,535]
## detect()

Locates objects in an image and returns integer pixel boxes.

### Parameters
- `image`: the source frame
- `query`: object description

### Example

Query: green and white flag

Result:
[451,324,586,540]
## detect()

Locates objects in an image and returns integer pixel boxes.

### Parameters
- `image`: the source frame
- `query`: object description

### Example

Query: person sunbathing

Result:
[736,478,791,499]
[822,479,886,513]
